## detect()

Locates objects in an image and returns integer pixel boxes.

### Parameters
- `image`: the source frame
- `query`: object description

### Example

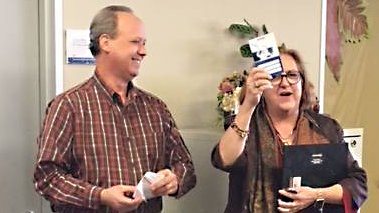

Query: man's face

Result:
[106,12,147,82]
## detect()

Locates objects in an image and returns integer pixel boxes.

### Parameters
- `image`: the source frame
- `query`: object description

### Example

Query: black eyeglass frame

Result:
[271,71,303,85]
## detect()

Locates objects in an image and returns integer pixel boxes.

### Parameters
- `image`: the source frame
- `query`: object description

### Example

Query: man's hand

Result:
[100,185,143,212]
[151,169,178,196]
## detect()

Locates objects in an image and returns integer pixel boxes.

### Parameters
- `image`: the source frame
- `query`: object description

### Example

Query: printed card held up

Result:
[248,32,283,78]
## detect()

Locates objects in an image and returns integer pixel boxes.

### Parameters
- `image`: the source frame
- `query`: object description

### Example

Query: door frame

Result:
[38,0,63,212]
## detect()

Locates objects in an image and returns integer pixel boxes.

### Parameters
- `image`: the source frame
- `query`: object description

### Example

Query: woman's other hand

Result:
[277,186,317,213]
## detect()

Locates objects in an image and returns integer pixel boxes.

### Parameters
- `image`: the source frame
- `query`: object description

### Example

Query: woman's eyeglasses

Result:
[271,71,302,85]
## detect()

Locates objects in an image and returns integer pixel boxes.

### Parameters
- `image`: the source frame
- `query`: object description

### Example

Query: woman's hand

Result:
[277,186,317,213]
[244,67,272,107]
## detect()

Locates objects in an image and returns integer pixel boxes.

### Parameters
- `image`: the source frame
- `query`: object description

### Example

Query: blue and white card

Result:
[248,32,283,78]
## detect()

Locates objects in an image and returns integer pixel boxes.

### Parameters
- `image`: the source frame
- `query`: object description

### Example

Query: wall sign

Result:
[66,29,95,65]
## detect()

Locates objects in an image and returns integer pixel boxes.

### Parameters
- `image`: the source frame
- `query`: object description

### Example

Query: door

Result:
[0,0,42,212]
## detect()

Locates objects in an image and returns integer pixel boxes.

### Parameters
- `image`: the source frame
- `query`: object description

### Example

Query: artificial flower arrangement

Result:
[217,71,247,121]
[216,20,265,127]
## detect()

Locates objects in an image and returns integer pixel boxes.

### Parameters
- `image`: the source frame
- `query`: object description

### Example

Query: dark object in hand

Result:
[279,188,297,202]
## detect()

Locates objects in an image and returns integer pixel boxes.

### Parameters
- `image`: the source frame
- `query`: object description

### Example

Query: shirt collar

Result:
[92,72,138,106]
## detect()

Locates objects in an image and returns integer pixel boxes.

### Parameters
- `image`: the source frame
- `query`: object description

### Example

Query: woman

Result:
[211,47,367,213]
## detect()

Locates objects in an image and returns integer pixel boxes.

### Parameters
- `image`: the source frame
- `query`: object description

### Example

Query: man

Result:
[34,5,196,213]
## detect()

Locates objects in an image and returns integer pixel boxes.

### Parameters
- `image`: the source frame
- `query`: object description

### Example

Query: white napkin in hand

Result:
[133,172,163,201]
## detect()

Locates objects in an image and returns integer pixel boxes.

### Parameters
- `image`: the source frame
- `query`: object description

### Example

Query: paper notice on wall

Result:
[66,29,95,65]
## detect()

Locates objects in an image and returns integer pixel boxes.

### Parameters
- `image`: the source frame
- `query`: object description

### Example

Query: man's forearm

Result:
[170,160,196,198]
[34,162,103,209]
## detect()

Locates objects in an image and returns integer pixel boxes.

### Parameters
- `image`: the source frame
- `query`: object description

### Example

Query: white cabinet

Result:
[343,128,363,167]
[343,129,363,213]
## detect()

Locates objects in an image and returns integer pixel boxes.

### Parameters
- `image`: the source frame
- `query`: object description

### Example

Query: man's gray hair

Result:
[89,5,133,57]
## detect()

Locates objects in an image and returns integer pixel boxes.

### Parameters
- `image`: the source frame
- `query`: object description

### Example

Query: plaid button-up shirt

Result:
[34,75,196,213]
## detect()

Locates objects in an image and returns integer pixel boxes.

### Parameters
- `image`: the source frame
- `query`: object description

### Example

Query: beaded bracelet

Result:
[230,121,249,138]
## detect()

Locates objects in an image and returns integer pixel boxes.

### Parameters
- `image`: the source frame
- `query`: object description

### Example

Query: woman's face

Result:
[263,54,302,113]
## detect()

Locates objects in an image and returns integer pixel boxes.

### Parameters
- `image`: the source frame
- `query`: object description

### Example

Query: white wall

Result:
[62,0,322,130]
[0,0,41,212]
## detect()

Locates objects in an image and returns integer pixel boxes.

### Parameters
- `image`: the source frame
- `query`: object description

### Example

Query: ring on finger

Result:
[254,82,259,88]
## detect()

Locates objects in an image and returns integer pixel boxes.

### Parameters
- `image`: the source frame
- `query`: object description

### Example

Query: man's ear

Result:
[98,34,111,53]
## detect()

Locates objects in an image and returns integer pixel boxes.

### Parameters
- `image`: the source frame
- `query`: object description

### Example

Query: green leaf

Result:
[243,19,259,38]
[229,24,258,38]
[240,44,253,57]
[262,24,269,34]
